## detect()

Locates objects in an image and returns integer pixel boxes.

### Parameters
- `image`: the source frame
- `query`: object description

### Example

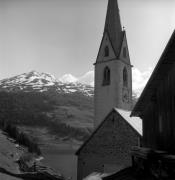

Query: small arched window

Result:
[123,47,127,58]
[104,46,109,57]
[123,67,128,87]
[103,66,110,86]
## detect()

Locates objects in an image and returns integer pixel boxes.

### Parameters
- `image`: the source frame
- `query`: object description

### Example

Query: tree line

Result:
[0,119,41,155]
[0,91,92,142]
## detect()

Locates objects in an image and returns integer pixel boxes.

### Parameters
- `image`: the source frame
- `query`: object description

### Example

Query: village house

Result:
[76,1,142,180]
[131,29,175,179]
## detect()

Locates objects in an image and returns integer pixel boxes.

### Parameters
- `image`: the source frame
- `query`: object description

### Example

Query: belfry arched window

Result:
[104,46,109,57]
[103,66,110,86]
[123,67,128,87]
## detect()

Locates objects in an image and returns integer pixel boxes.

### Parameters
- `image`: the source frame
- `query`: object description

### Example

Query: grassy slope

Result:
[0,130,25,179]
[50,105,93,128]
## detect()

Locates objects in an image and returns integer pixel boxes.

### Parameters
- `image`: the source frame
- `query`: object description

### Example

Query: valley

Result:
[0,71,94,179]
[0,70,138,179]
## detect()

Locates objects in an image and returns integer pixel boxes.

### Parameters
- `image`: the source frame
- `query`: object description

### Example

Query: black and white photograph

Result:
[0,0,175,179]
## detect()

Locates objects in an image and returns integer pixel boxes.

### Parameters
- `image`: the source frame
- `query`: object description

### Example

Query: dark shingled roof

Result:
[131,30,175,117]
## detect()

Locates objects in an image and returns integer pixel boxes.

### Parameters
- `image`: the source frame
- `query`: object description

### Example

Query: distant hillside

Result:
[0,71,94,142]
[0,91,93,142]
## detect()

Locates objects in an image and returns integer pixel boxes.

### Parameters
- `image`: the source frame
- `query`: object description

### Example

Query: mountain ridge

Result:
[0,71,94,97]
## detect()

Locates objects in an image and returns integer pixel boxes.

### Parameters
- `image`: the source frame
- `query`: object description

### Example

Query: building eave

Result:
[131,29,175,117]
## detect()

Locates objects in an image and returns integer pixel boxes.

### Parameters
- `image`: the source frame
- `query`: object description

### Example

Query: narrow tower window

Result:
[103,66,110,85]
[123,67,128,87]
[123,47,127,58]
[104,46,109,57]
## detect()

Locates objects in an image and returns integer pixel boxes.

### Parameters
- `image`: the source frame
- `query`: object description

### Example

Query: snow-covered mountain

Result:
[0,71,94,97]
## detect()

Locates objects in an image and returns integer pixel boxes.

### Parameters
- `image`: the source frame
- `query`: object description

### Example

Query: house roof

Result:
[131,30,175,117]
[75,108,142,155]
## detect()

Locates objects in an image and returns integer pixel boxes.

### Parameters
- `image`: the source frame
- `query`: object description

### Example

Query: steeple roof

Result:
[104,0,123,58]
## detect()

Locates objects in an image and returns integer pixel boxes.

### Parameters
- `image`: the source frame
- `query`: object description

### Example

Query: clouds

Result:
[132,67,153,97]
[79,68,152,97]
[78,71,94,86]
[59,71,94,86]
[59,74,78,83]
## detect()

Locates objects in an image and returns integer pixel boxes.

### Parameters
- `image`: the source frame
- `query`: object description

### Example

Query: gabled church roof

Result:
[75,108,142,155]
[104,0,124,58]
[131,30,175,117]
[115,108,142,135]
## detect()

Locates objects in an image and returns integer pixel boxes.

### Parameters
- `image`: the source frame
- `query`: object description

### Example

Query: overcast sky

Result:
[1,0,175,80]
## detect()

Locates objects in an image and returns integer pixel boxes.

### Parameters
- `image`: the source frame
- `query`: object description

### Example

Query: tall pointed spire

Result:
[104,0,123,57]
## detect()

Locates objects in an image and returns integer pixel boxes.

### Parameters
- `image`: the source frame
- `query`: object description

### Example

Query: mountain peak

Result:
[24,71,57,82]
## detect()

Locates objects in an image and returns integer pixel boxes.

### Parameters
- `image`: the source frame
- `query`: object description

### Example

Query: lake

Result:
[41,145,78,180]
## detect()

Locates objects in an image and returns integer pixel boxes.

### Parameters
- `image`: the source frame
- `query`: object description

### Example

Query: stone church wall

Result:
[77,111,140,180]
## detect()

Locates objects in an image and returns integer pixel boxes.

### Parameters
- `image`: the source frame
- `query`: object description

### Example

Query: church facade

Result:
[76,1,142,180]
[94,0,132,127]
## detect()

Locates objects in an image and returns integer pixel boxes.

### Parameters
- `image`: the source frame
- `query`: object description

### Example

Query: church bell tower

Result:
[94,0,132,127]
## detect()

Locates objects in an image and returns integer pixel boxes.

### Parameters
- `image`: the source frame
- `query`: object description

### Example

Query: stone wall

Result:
[77,111,140,180]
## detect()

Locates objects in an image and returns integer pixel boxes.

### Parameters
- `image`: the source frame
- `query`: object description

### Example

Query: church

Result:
[103,30,175,180]
[76,1,142,180]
